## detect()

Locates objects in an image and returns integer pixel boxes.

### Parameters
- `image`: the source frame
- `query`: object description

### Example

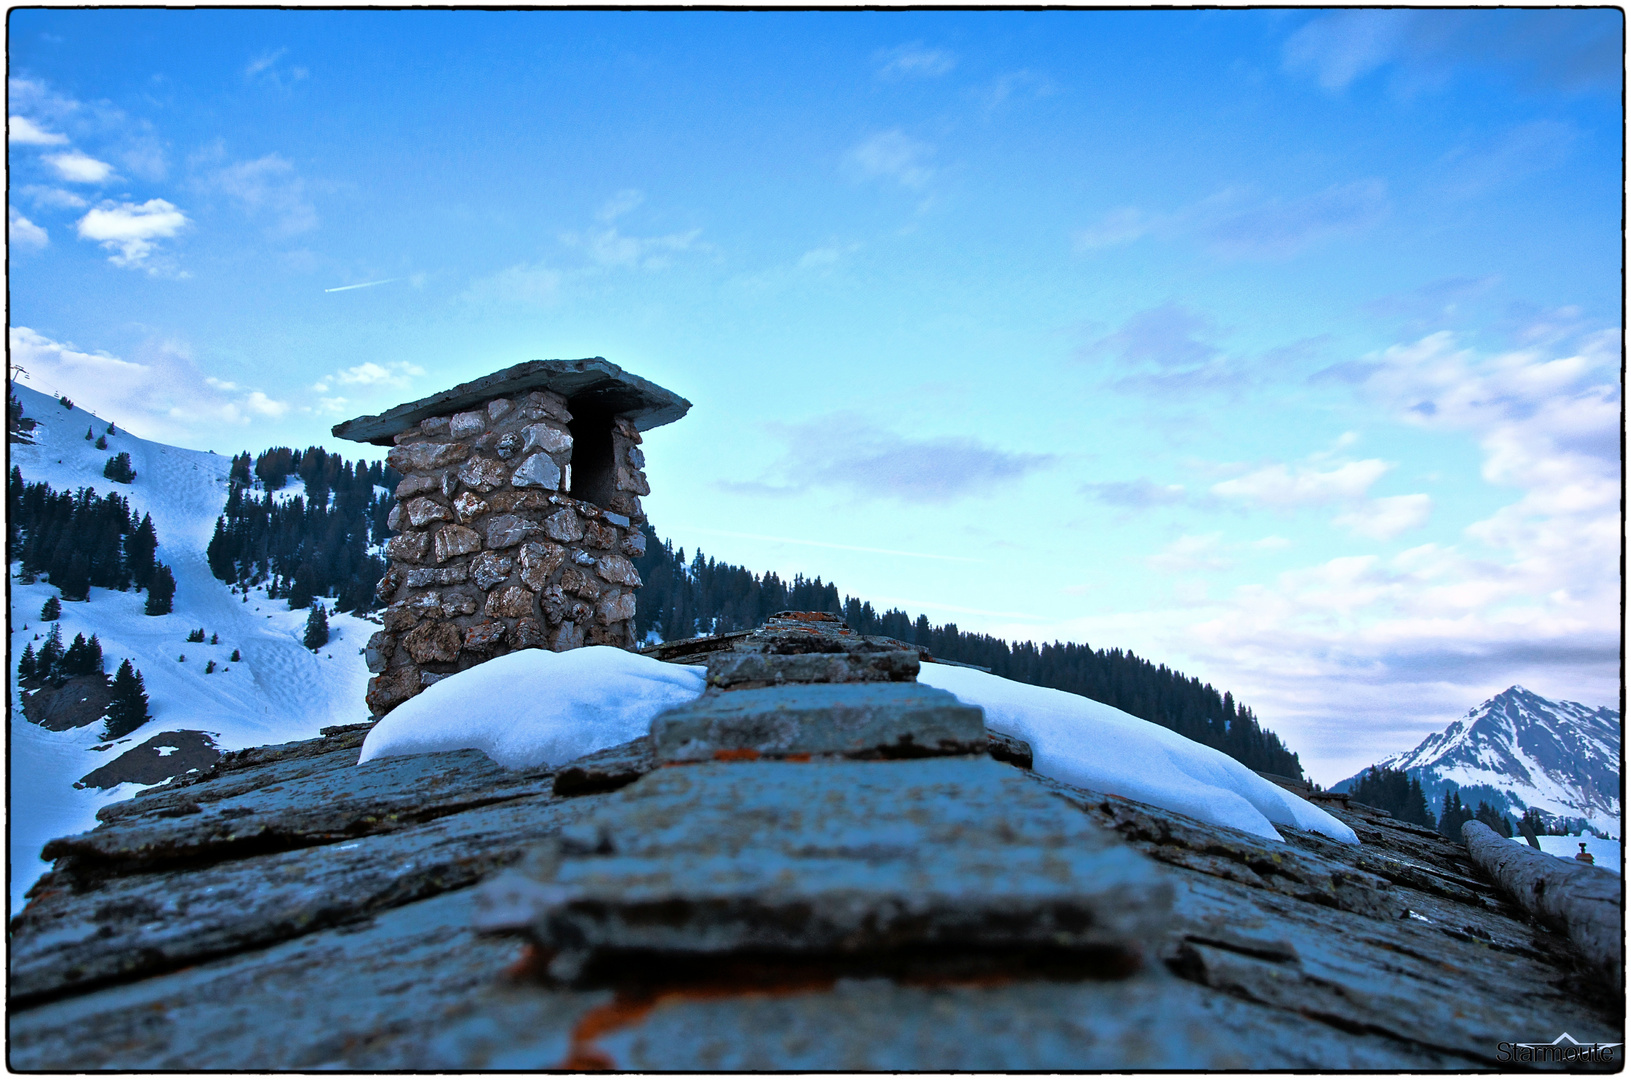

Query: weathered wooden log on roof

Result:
[7,616,1623,1069]
[1463,818,1623,991]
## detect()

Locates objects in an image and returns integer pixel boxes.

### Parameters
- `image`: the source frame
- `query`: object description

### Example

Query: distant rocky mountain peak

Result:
[1341,684,1620,838]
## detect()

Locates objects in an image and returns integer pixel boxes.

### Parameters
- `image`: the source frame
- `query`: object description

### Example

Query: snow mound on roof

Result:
[358,647,706,770]
[918,664,1359,846]
[358,645,1355,845]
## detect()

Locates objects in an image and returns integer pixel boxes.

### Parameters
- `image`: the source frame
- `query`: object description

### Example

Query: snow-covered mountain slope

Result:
[1340,685,1621,839]
[8,384,379,910]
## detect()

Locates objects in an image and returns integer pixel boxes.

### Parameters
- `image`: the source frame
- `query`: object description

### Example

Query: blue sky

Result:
[8,9,1621,782]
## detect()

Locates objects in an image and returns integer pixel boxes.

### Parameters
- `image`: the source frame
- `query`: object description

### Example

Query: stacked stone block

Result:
[364,389,652,715]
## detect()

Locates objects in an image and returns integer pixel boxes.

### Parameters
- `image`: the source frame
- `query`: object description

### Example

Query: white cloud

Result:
[729,412,1057,504]
[1147,533,1234,573]
[75,198,189,270]
[45,150,116,184]
[561,224,702,270]
[9,207,48,249]
[1075,180,1389,259]
[1211,458,1391,507]
[875,42,957,79]
[1282,9,1618,97]
[460,262,563,308]
[203,153,317,236]
[1332,493,1433,540]
[245,48,308,88]
[1060,327,1622,784]
[311,361,424,394]
[597,189,644,222]
[20,184,87,209]
[796,241,861,269]
[9,327,290,440]
[9,115,68,145]
[848,130,935,190]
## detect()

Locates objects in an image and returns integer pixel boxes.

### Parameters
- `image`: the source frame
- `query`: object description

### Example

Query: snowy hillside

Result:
[1341,685,1621,839]
[8,383,379,910]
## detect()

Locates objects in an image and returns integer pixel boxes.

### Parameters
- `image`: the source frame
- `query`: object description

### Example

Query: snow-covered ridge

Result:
[8,384,378,910]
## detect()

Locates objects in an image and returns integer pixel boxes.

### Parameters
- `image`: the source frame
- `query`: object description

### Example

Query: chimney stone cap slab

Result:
[332,357,691,445]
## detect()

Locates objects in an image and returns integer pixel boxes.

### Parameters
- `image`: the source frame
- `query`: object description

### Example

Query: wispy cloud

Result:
[460,261,563,309]
[596,188,645,222]
[1080,478,1189,509]
[19,184,88,210]
[311,360,424,395]
[200,152,317,236]
[1211,458,1392,507]
[245,47,308,89]
[875,42,957,79]
[1076,180,1389,260]
[1147,533,1234,574]
[1434,120,1575,199]
[1283,9,1620,96]
[1106,326,1623,781]
[45,150,116,184]
[796,241,861,269]
[847,129,935,190]
[729,412,1057,504]
[978,70,1057,114]
[75,198,189,271]
[9,326,290,438]
[1076,302,1249,395]
[8,115,67,145]
[561,224,702,270]
[9,207,49,250]
[1363,274,1501,330]
[1332,493,1433,540]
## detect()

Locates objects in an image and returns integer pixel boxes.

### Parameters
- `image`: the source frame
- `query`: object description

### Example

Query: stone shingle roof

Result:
[8,615,1622,1070]
[331,357,691,445]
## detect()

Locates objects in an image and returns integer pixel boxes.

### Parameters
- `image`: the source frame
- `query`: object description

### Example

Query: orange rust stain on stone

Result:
[712,748,761,762]
[783,753,812,763]
[558,975,838,1069]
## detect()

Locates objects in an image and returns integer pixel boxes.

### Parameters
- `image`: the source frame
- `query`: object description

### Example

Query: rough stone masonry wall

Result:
[363,389,651,716]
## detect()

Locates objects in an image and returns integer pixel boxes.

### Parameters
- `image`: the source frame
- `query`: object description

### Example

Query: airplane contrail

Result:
[680,526,981,563]
[324,278,399,293]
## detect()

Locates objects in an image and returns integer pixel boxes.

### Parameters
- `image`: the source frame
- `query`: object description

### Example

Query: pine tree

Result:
[303,602,330,651]
[36,624,65,684]
[230,648,241,662]
[95,434,108,450]
[103,452,136,484]
[59,632,106,677]
[104,660,150,739]
[1475,801,1513,838]
[40,595,60,620]
[85,426,94,441]
[18,642,37,682]
[106,421,116,435]
[145,562,176,615]
[125,513,158,588]
[59,551,92,602]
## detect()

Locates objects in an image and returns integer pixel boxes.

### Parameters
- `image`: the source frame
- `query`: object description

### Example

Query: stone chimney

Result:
[334,358,690,716]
